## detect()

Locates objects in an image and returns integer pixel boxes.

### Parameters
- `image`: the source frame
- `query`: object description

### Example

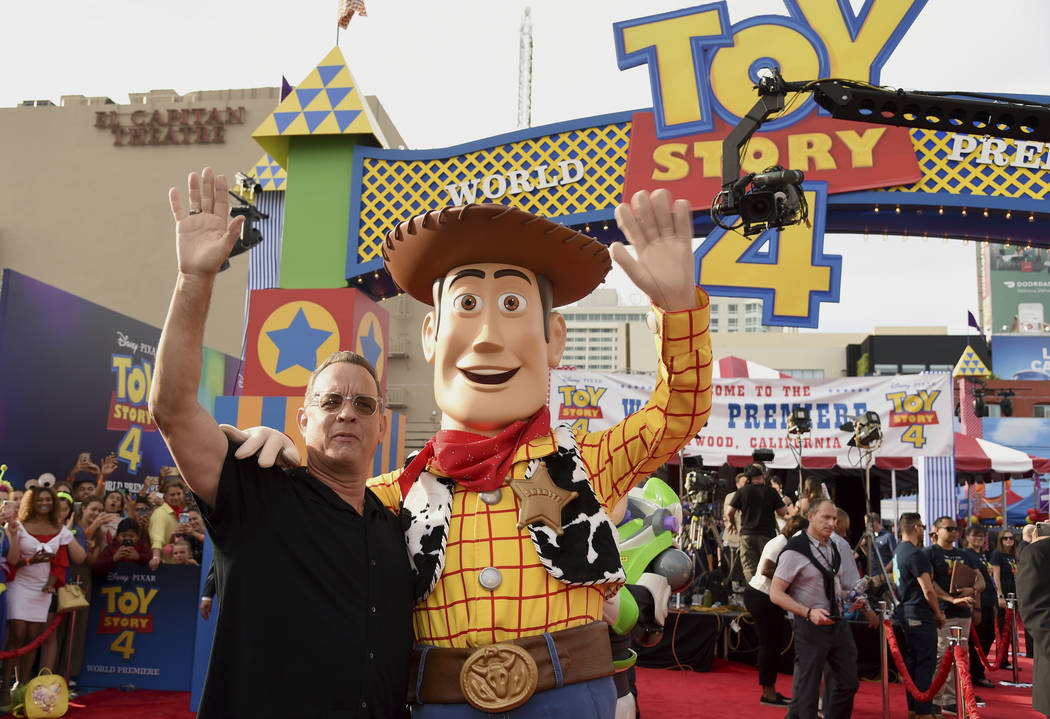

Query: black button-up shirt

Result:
[196,440,412,717]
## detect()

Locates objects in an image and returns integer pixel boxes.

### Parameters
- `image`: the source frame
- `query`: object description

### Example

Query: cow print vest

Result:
[401,425,627,603]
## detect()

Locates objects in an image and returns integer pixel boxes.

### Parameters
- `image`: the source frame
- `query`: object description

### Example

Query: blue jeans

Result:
[409,676,616,718]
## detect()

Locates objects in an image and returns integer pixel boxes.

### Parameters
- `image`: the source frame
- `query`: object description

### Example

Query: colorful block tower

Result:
[214,47,405,474]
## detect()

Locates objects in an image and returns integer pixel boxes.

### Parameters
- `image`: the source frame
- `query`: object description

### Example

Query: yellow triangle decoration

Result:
[252,46,377,168]
[249,153,288,191]
[952,345,990,378]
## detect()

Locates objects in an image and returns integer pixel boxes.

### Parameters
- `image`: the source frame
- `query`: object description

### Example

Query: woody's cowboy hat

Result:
[382,204,611,307]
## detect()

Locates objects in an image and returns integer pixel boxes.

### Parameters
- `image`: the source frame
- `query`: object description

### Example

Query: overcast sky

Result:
[4,0,1048,333]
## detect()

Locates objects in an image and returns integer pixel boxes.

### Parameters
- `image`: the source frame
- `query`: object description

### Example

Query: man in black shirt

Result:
[149,169,412,717]
[892,513,944,719]
[727,463,789,582]
[926,516,983,715]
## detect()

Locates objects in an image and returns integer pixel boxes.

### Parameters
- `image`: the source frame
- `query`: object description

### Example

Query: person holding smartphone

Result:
[93,518,152,576]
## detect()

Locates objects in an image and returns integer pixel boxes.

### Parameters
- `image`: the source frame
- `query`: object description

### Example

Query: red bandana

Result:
[398,408,551,498]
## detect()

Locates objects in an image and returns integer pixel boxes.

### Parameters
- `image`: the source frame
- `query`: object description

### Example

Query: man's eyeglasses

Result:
[938,525,959,532]
[309,392,383,417]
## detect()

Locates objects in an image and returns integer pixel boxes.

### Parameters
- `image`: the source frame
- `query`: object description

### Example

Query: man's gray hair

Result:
[304,351,381,403]
[808,498,835,517]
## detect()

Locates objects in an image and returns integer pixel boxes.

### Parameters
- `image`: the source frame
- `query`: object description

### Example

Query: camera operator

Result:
[726,464,789,582]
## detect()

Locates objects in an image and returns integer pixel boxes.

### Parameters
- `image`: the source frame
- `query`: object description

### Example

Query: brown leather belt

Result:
[408,622,613,712]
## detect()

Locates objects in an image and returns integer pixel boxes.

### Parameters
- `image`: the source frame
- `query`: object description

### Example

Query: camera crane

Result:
[713,70,1050,235]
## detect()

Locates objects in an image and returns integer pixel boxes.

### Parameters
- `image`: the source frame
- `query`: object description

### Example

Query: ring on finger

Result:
[188,208,203,215]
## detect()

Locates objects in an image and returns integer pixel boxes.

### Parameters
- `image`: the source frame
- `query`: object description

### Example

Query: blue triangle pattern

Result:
[334,110,362,132]
[269,163,282,176]
[273,178,286,189]
[303,110,331,132]
[317,65,343,86]
[255,165,269,177]
[296,88,322,109]
[325,87,352,108]
[273,111,301,133]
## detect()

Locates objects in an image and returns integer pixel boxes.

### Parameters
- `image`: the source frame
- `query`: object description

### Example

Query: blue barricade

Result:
[78,562,201,691]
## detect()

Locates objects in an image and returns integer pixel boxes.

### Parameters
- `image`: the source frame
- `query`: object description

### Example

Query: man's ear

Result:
[421,310,437,364]
[296,406,308,435]
[547,311,567,367]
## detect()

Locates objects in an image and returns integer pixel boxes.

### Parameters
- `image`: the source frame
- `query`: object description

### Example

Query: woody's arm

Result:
[579,190,713,507]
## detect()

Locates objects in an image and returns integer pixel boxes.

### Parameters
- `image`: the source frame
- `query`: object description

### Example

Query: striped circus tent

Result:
[954,433,1050,475]
[711,355,791,379]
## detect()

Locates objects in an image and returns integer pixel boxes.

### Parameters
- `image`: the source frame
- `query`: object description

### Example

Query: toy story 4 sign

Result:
[550,368,952,468]
[615,0,928,327]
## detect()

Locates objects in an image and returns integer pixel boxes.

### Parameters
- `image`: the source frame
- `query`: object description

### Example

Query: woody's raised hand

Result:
[610,189,698,313]
[168,167,245,279]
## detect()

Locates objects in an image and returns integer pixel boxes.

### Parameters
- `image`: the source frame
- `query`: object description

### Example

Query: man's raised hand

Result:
[610,189,698,313]
[168,168,245,278]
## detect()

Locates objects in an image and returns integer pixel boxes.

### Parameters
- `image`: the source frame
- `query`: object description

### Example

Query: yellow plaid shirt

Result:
[368,290,712,648]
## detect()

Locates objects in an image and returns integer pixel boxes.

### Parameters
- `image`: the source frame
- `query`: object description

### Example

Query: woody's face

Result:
[422,263,565,436]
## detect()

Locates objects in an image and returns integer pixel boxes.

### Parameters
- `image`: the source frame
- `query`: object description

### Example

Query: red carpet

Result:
[5,688,194,718]
[637,655,1041,719]
[0,659,1038,717]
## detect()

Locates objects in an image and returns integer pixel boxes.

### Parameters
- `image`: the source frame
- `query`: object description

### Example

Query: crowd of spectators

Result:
[0,451,204,706]
[711,468,1042,718]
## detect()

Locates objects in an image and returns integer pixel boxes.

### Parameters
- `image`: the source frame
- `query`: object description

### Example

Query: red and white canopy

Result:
[712,355,792,379]
[954,434,1050,475]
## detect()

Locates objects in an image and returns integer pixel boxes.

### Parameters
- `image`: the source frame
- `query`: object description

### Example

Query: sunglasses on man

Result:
[309,392,383,417]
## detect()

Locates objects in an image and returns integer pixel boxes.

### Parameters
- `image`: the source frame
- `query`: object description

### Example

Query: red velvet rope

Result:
[953,644,982,718]
[970,608,1013,671]
[882,619,955,703]
[0,613,66,659]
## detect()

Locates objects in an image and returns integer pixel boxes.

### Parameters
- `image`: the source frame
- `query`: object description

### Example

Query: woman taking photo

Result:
[1,486,85,703]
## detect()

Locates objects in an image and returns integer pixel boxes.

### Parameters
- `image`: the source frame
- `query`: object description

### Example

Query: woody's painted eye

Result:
[453,293,482,312]
[498,293,526,313]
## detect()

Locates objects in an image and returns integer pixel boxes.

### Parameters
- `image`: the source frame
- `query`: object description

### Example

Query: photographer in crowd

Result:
[770,499,863,719]
[172,508,205,564]
[727,464,789,582]
[94,518,152,575]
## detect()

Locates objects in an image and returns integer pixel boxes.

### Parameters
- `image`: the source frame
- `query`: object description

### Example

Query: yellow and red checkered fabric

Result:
[368,290,712,648]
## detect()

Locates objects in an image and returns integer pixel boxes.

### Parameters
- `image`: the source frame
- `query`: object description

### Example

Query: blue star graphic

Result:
[266,308,333,374]
[358,323,382,367]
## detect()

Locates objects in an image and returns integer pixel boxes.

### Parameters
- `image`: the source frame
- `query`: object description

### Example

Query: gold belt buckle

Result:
[459,643,539,713]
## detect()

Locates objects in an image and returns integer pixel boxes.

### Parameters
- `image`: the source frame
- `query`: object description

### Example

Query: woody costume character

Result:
[362,194,713,715]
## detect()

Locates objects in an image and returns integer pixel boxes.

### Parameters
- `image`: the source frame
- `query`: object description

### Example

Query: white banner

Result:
[548,370,953,469]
